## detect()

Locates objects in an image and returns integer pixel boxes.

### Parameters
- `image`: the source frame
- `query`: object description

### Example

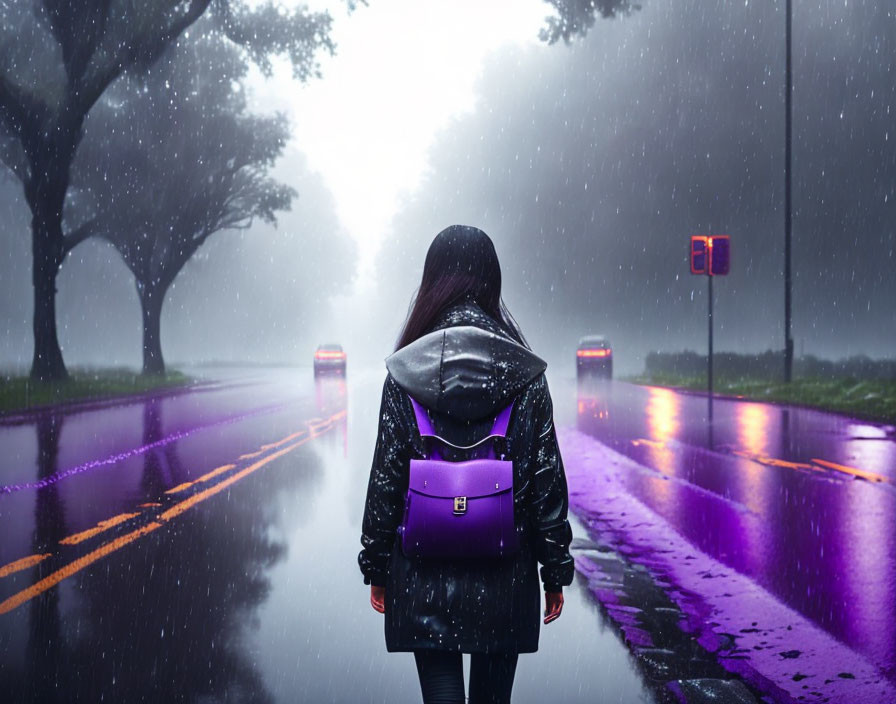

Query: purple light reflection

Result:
[0,401,291,497]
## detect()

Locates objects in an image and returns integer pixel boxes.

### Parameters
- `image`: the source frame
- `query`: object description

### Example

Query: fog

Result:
[0,150,354,369]
[373,0,895,374]
[1,0,893,376]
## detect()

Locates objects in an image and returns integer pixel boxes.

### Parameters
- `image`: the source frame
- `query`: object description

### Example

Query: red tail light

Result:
[577,349,611,358]
[315,351,346,360]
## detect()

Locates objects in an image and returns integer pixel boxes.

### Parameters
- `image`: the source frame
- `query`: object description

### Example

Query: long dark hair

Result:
[396,225,528,350]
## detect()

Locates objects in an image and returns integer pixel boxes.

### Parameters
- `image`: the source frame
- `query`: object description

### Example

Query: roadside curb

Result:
[0,379,226,426]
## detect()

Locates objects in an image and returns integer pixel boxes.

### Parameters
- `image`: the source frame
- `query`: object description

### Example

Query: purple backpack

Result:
[398,395,520,560]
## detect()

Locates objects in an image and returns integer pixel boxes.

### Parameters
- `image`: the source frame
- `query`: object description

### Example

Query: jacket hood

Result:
[385,303,547,420]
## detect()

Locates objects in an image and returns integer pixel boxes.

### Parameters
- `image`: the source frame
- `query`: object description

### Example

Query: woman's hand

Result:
[544,591,564,624]
[370,585,385,613]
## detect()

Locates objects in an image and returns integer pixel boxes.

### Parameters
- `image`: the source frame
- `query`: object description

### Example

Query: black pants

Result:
[413,650,518,704]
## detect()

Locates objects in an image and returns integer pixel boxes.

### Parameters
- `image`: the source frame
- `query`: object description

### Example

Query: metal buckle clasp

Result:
[453,496,467,515]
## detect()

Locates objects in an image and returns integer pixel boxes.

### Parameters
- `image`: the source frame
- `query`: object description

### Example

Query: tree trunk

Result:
[139,284,166,376]
[30,211,68,382]
[25,126,79,383]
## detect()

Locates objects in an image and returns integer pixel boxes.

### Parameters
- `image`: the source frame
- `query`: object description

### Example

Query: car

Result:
[576,335,612,379]
[313,343,346,376]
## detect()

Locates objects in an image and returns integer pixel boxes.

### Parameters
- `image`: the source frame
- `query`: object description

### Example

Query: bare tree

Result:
[74,32,294,375]
[0,1,334,380]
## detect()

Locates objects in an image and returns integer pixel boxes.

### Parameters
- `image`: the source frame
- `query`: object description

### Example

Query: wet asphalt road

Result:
[2,367,893,702]
[570,377,896,686]
[0,367,655,704]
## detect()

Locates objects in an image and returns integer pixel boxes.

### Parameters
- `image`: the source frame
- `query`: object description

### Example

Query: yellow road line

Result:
[60,512,142,546]
[632,438,665,449]
[0,553,50,579]
[192,463,238,485]
[762,457,815,470]
[0,417,336,616]
[159,435,312,522]
[164,463,237,495]
[734,448,889,483]
[811,458,890,484]
[260,429,307,450]
[732,449,818,471]
[309,417,337,433]
[734,451,815,470]
[630,436,892,487]
[164,482,193,495]
[0,523,163,615]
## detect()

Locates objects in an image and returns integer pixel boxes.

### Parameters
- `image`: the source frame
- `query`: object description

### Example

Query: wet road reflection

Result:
[140,396,185,497]
[248,371,653,703]
[1,371,330,701]
[0,368,654,703]
[569,377,896,683]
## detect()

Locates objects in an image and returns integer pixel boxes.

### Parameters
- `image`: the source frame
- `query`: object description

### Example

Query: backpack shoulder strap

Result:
[490,400,514,438]
[408,394,514,442]
[408,395,437,438]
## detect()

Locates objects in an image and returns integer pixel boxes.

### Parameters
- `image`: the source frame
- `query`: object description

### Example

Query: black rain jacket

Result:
[358,301,574,653]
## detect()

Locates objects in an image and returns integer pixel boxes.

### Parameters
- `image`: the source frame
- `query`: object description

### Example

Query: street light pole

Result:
[784,0,794,382]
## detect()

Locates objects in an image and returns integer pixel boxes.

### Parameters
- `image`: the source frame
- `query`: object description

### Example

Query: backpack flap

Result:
[409,458,513,499]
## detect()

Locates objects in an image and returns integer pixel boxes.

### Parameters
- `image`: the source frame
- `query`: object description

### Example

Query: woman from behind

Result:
[359,224,574,703]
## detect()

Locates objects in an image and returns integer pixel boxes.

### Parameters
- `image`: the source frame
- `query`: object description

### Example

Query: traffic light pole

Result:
[708,273,713,420]
[690,234,728,425]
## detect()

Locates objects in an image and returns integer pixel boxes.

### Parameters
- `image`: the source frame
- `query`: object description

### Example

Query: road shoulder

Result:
[561,427,896,704]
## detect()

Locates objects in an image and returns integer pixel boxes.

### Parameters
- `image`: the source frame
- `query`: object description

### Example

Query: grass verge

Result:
[0,369,194,415]
[626,373,896,425]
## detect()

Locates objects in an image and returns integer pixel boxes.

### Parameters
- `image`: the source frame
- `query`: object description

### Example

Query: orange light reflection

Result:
[644,387,679,476]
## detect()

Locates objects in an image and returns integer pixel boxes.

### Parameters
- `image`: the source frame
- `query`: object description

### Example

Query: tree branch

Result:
[42,0,111,87]
[214,0,334,80]
[62,217,98,253]
[539,0,640,44]
[0,132,29,182]
[79,0,213,114]
[0,69,36,142]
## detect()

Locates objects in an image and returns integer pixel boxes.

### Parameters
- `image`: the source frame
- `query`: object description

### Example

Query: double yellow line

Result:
[731,449,892,484]
[0,410,345,616]
[629,437,891,485]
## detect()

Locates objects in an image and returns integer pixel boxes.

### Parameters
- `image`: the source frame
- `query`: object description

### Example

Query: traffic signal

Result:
[690,235,730,276]
[708,235,730,275]
[690,236,707,274]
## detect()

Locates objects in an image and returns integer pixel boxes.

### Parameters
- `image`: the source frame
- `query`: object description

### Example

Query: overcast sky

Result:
[249,0,550,283]
[371,0,895,370]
